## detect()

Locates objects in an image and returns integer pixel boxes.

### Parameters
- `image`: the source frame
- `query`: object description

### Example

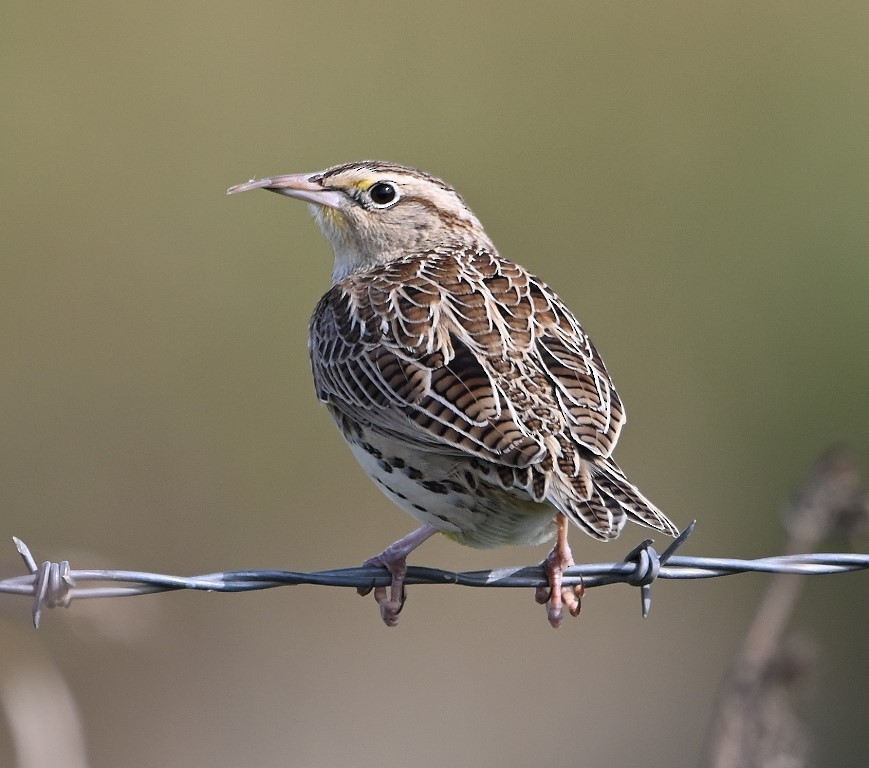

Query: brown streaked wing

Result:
[408,335,546,466]
[522,274,625,457]
[310,250,625,467]
[309,281,545,467]
[466,254,625,457]
[536,328,624,457]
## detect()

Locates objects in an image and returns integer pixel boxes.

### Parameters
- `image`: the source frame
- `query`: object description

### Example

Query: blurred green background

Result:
[2,2,867,766]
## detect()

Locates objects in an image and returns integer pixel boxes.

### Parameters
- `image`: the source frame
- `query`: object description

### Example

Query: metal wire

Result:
[2,521,867,628]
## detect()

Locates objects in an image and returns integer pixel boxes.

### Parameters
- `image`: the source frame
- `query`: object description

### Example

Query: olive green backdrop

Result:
[2,3,867,767]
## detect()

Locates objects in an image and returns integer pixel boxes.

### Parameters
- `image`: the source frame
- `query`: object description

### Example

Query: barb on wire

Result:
[2,522,868,628]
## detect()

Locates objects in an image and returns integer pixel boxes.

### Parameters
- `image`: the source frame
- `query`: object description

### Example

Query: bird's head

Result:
[228,161,493,281]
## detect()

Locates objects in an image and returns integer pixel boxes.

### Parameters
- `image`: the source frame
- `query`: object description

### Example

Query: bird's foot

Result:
[358,550,406,627]
[535,515,584,628]
[357,524,438,627]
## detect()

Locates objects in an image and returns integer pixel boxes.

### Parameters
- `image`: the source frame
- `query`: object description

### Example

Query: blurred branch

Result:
[0,656,90,768]
[704,448,869,768]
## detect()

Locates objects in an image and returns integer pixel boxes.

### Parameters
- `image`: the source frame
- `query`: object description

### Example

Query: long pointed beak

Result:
[226,173,343,208]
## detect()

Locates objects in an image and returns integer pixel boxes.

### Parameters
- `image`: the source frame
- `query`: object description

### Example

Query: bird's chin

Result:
[310,204,345,234]
[308,207,363,281]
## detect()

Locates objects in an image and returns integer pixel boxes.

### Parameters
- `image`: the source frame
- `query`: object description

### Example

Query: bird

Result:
[227,161,679,627]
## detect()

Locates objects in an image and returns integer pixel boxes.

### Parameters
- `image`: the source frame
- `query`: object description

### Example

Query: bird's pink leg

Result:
[357,524,439,627]
[535,514,584,628]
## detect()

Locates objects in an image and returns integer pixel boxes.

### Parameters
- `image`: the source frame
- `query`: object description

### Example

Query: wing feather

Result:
[309,251,625,471]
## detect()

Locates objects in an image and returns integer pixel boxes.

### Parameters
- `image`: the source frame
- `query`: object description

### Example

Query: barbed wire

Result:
[2,521,867,628]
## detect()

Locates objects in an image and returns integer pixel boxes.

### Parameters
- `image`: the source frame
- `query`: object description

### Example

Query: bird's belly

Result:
[346,431,558,549]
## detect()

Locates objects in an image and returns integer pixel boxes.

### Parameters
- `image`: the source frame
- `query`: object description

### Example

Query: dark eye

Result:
[369,181,398,206]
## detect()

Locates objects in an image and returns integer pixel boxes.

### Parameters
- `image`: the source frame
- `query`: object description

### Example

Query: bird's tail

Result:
[549,458,679,542]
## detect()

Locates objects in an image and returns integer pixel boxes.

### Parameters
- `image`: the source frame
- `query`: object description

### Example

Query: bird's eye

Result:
[369,181,399,207]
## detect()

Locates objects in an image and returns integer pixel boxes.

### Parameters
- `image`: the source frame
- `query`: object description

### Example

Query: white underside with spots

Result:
[347,429,558,549]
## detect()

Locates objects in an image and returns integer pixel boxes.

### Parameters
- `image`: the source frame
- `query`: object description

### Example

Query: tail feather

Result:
[592,459,679,536]
[548,458,679,541]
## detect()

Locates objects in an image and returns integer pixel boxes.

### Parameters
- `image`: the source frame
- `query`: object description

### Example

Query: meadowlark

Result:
[228,161,678,627]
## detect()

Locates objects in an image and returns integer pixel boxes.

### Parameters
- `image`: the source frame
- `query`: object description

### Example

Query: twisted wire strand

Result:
[3,523,868,627]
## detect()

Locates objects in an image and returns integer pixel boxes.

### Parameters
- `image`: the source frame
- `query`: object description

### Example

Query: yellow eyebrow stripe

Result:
[354,178,377,192]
